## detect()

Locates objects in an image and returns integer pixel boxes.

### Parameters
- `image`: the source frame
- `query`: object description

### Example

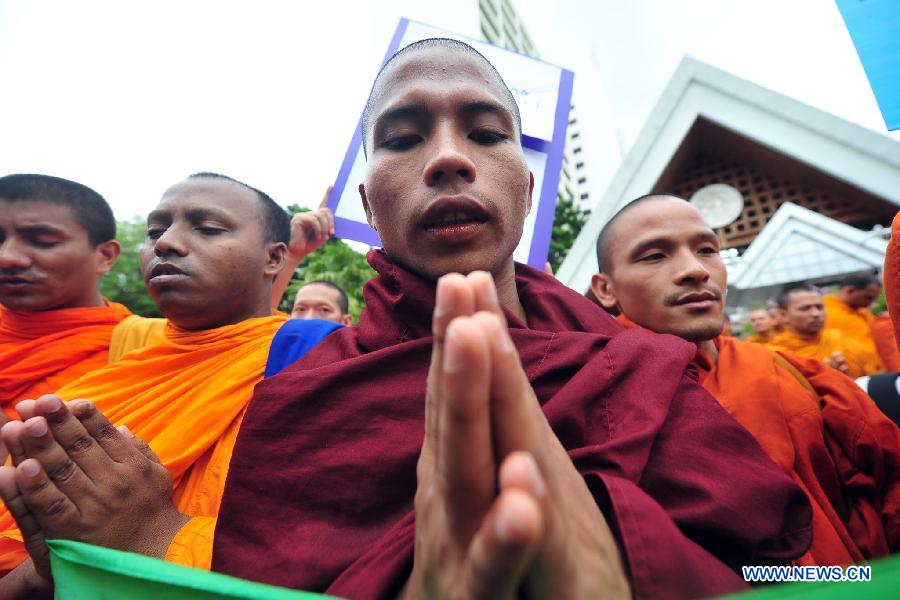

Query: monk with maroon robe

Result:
[0,39,811,599]
[211,40,811,598]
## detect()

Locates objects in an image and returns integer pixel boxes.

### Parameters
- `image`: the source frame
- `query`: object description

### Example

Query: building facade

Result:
[477,0,593,213]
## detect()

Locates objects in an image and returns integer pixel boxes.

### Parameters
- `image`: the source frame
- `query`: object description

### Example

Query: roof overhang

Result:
[728,202,887,289]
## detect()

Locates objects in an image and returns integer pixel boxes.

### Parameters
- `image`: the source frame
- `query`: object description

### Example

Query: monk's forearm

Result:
[0,560,51,600]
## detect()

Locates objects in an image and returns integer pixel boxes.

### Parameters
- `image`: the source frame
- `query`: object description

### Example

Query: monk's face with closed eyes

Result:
[359,46,533,283]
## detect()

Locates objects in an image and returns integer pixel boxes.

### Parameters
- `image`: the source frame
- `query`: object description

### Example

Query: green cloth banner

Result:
[47,537,900,599]
[48,539,339,599]
[721,554,900,599]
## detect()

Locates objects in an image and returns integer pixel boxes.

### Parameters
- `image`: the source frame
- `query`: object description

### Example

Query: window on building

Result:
[577,177,587,185]
[481,11,501,40]
[575,161,584,169]
[580,192,590,200]
[573,147,582,154]
[503,22,517,45]
[570,131,580,140]
[479,0,498,16]
[501,0,517,22]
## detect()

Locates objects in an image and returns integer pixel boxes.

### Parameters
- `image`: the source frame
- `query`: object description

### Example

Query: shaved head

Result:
[361,37,521,156]
[595,194,680,273]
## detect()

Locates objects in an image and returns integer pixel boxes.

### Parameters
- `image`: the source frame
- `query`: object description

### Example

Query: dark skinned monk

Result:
[0,41,810,600]
[592,194,900,569]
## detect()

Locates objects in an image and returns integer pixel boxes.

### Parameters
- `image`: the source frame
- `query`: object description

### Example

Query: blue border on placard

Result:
[327,18,410,232]
[328,17,575,269]
[526,68,573,267]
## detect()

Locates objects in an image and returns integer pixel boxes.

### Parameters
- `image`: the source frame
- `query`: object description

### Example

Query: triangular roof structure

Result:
[558,56,900,293]
[728,202,887,290]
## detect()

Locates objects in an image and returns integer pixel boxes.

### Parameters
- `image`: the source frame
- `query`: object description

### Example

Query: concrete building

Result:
[477,0,593,213]
[558,56,900,312]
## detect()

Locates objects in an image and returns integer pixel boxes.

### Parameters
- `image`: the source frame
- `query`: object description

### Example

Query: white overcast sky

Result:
[1,0,895,222]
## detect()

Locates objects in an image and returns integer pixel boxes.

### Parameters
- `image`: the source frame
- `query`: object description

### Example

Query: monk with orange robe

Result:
[871,313,900,371]
[0,172,340,595]
[824,273,886,371]
[885,212,900,343]
[592,194,900,567]
[0,174,127,419]
[746,308,777,344]
[768,284,882,378]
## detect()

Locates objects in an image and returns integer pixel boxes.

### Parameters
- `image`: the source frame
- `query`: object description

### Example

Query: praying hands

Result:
[404,271,630,599]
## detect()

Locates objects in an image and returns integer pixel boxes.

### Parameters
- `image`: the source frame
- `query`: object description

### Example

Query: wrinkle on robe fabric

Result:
[0,302,132,418]
[619,316,900,563]
[697,336,898,564]
[213,250,811,600]
[768,329,882,378]
[871,314,900,372]
[824,295,885,372]
[0,315,287,573]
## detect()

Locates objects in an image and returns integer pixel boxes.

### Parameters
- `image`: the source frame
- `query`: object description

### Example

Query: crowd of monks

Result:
[0,38,898,599]
[742,274,896,379]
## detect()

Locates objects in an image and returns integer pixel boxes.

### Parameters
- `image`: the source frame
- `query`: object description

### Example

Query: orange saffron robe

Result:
[617,315,900,564]
[871,315,900,372]
[746,332,775,345]
[767,329,882,378]
[0,302,132,419]
[0,314,287,572]
[697,336,900,564]
[885,211,900,346]
[824,295,885,372]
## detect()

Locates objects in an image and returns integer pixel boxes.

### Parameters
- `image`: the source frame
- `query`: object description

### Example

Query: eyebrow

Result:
[458,100,512,123]
[147,207,234,223]
[17,224,69,237]
[627,231,719,260]
[374,102,430,128]
[374,99,513,130]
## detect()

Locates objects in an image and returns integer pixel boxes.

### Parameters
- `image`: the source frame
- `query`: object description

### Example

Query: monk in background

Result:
[824,273,886,371]
[0,174,126,419]
[746,308,777,344]
[591,194,900,568]
[0,40,810,600]
[769,283,882,378]
[291,280,354,325]
[0,173,340,596]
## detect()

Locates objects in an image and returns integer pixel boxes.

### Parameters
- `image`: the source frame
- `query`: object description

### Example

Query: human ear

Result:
[359,183,376,231]
[526,171,534,215]
[590,273,619,310]
[94,240,121,275]
[264,242,287,278]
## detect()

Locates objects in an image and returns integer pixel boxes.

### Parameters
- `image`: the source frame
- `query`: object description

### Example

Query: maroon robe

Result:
[213,250,811,599]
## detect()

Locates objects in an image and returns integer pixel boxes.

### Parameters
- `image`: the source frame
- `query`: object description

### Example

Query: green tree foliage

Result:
[548,192,588,273]
[100,216,161,317]
[278,205,376,320]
